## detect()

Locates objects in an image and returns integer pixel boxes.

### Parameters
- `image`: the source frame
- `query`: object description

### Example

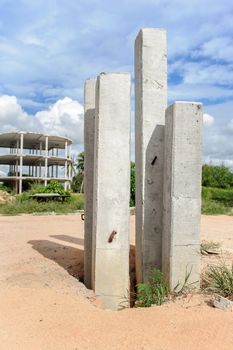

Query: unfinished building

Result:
[0,132,73,194]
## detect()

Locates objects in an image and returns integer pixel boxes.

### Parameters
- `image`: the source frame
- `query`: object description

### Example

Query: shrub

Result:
[43,181,69,195]
[201,187,233,215]
[202,165,233,189]
[29,183,47,195]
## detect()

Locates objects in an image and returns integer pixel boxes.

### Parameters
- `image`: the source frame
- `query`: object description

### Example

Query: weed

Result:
[135,269,169,307]
[203,263,233,301]
[172,268,193,296]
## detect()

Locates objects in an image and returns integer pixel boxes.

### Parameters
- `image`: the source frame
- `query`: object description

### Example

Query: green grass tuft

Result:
[203,263,233,301]
[135,269,169,307]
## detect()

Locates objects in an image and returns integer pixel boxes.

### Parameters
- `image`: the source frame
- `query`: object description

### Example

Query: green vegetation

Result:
[202,165,233,189]
[1,162,233,215]
[135,267,196,307]
[27,181,69,196]
[203,263,233,301]
[0,183,12,193]
[71,152,84,193]
[130,162,135,207]
[0,193,84,215]
[128,163,233,214]
[202,187,233,215]
[201,165,233,215]
[0,181,84,215]
[135,269,169,307]
[15,181,70,203]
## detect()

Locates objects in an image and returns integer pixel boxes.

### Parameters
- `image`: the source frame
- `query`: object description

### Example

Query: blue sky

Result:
[0,0,233,166]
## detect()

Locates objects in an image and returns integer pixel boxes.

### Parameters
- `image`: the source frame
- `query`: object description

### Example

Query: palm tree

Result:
[72,152,84,193]
[76,152,84,174]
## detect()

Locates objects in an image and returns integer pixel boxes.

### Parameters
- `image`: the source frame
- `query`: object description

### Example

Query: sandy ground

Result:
[0,214,233,350]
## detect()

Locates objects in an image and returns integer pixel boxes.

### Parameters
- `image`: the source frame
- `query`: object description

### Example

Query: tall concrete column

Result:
[162,102,203,289]
[84,77,96,289]
[135,28,167,282]
[56,149,59,178]
[44,136,48,186]
[64,141,68,190]
[92,72,131,310]
[19,132,24,194]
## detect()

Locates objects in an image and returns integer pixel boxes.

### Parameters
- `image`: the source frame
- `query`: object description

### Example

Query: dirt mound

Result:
[0,190,16,204]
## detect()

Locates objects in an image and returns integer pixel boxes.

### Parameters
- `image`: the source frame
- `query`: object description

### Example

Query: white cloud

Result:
[227,119,233,132]
[35,97,84,144]
[170,59,233,87]
[197,37,233,63]
[0,95,84,145]
[203,113,214,127]
[203,102,233,169]
[169,83,233,101]
[183,63,233,86]
[0,95,31,131]
[21,35,45,47]
[0,0,233,167]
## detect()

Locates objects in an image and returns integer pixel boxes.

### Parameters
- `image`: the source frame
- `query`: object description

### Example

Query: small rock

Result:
[214,295,233,311]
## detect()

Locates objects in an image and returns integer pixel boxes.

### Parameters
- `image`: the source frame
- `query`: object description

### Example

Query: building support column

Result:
[56,149,58,179]
[44,136,48,186]
[51,149,54,178]
[15,138,19,193]
[19,132,24,194]
[135,28,167,282]
[84,77,96,289]
[64,141,68,190]
[162,102,203,289]
[68,162,72,189]
[92,72,131,310]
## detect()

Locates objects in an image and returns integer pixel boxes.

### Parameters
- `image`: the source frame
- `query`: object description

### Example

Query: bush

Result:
[16,181,70,203]
[201,187,233,215]
[43,181,69,195]
[202,165,233,189]
[29,183,47,195]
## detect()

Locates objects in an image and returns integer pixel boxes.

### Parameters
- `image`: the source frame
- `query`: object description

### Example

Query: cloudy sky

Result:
[0,0,233,166]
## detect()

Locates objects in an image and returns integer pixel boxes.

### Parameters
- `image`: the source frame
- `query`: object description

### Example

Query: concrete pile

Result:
[83,28,203,310]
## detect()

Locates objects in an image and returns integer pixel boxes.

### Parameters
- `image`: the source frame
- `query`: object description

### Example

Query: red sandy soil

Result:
[0,214,233,350]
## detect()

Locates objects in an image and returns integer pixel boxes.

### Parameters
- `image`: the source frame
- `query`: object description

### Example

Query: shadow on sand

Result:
[28,236,136,304]
[50,234,84,246]
[28,239,84,282]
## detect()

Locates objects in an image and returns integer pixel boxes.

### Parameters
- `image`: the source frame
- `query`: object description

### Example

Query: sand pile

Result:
[0,190,16,204]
